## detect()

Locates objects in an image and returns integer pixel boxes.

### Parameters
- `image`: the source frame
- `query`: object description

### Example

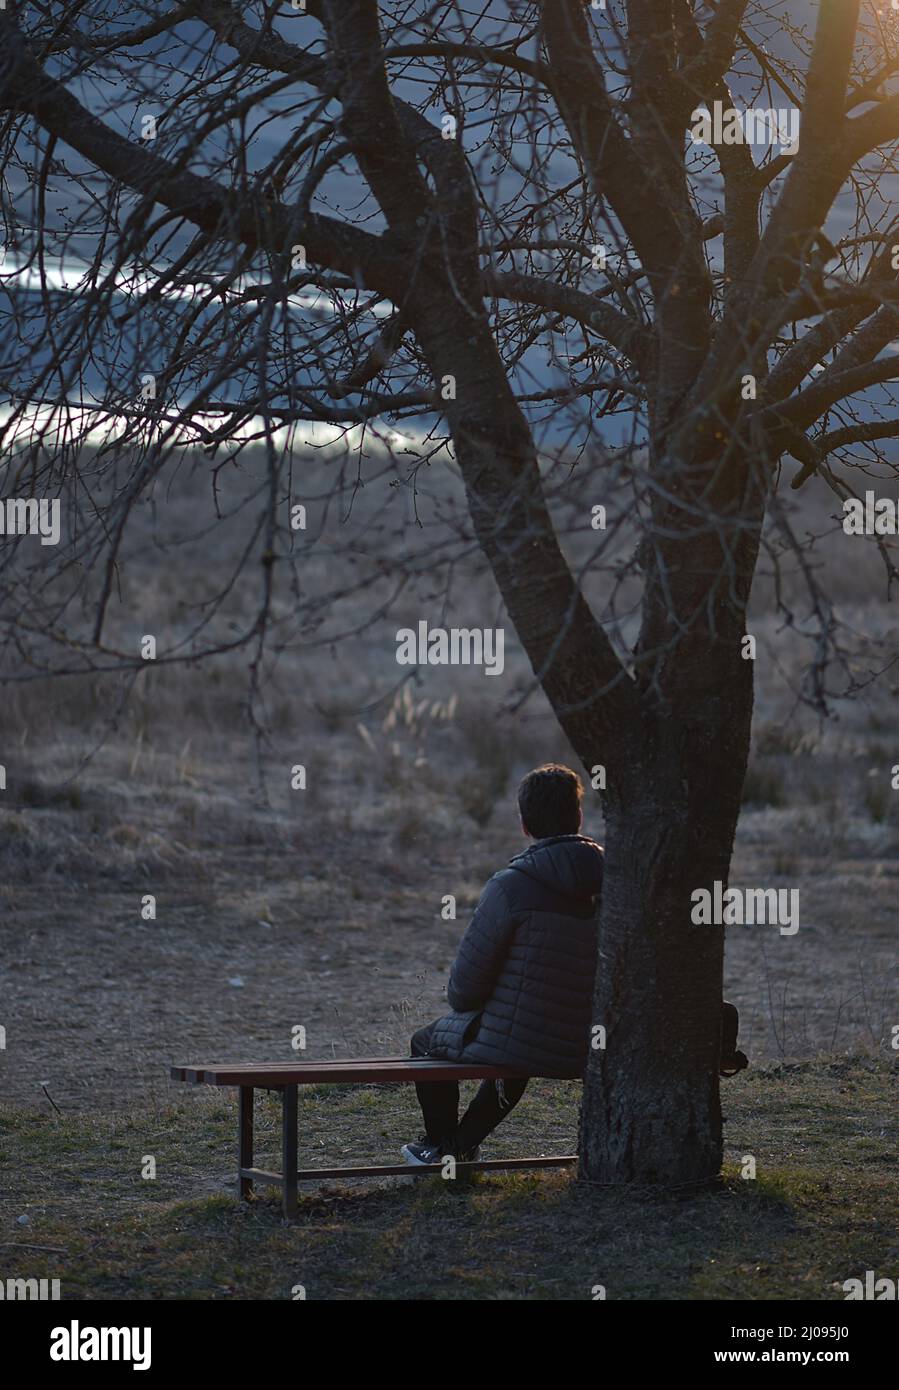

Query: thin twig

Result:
[41,1084,62,1115]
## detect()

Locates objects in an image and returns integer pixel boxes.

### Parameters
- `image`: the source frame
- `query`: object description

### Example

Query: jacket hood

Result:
[507,834,604,902]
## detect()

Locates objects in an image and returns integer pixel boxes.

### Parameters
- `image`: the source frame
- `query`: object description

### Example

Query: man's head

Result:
[517,763,583,840]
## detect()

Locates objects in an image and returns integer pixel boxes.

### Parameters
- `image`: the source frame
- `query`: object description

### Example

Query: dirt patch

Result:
[1,738,896,1113]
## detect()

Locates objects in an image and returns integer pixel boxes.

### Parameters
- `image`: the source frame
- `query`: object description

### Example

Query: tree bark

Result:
[575,438,761,1183]
[579,699,752,1183]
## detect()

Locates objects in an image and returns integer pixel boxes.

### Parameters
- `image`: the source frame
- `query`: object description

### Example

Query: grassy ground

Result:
[2,1058,895,1300]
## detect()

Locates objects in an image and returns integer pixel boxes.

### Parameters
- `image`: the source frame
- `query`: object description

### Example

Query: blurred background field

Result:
[0,436,898,1113]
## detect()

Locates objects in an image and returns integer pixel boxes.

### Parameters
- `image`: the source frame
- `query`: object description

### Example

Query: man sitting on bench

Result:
[403,763,604,1166]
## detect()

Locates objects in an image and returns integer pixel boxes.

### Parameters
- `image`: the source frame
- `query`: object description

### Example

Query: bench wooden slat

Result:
[171,1059,531,1086]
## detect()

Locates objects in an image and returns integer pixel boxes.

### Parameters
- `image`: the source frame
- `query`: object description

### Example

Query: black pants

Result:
[410,1020,529,1151]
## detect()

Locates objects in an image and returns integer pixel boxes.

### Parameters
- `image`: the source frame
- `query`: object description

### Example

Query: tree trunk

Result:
[412,288,761,1187]
[578,673,754,1184]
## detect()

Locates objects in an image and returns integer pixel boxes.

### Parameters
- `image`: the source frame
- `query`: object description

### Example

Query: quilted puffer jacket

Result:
[428,834,604,1077]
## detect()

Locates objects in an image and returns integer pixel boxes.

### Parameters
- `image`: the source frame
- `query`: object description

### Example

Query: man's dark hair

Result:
[517,764,583,840]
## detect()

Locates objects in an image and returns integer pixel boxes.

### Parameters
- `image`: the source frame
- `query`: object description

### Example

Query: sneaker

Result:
[401,1140,481,1166]
[401,1140,443,1166]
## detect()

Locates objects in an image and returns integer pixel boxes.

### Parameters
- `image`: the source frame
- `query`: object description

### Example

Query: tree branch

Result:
[482,268,652,375]
[678,0,748,102]
[0,11,405,299]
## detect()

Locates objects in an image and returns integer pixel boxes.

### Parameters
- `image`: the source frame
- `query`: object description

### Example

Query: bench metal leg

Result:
[281,1084,298,1218]
[238,1085,254,1199]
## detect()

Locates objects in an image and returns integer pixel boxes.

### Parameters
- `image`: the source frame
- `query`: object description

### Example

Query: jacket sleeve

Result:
[446,875,516,1012]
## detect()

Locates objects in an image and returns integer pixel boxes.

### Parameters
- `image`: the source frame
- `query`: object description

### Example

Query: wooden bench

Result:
[171,1057,577,1217]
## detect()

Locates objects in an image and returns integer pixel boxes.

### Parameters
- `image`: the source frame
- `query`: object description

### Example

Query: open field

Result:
[1,440,897,1298]
[1,727,898,1111]
[1,442,898,1104]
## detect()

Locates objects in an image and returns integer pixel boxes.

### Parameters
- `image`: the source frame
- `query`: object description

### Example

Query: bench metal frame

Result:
[172,1058,578,1217]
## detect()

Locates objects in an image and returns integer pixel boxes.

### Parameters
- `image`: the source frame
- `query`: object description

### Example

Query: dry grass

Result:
[0,1059,895,1300]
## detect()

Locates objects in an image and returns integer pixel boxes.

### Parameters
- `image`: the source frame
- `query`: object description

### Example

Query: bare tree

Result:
[2,0,899,1182]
